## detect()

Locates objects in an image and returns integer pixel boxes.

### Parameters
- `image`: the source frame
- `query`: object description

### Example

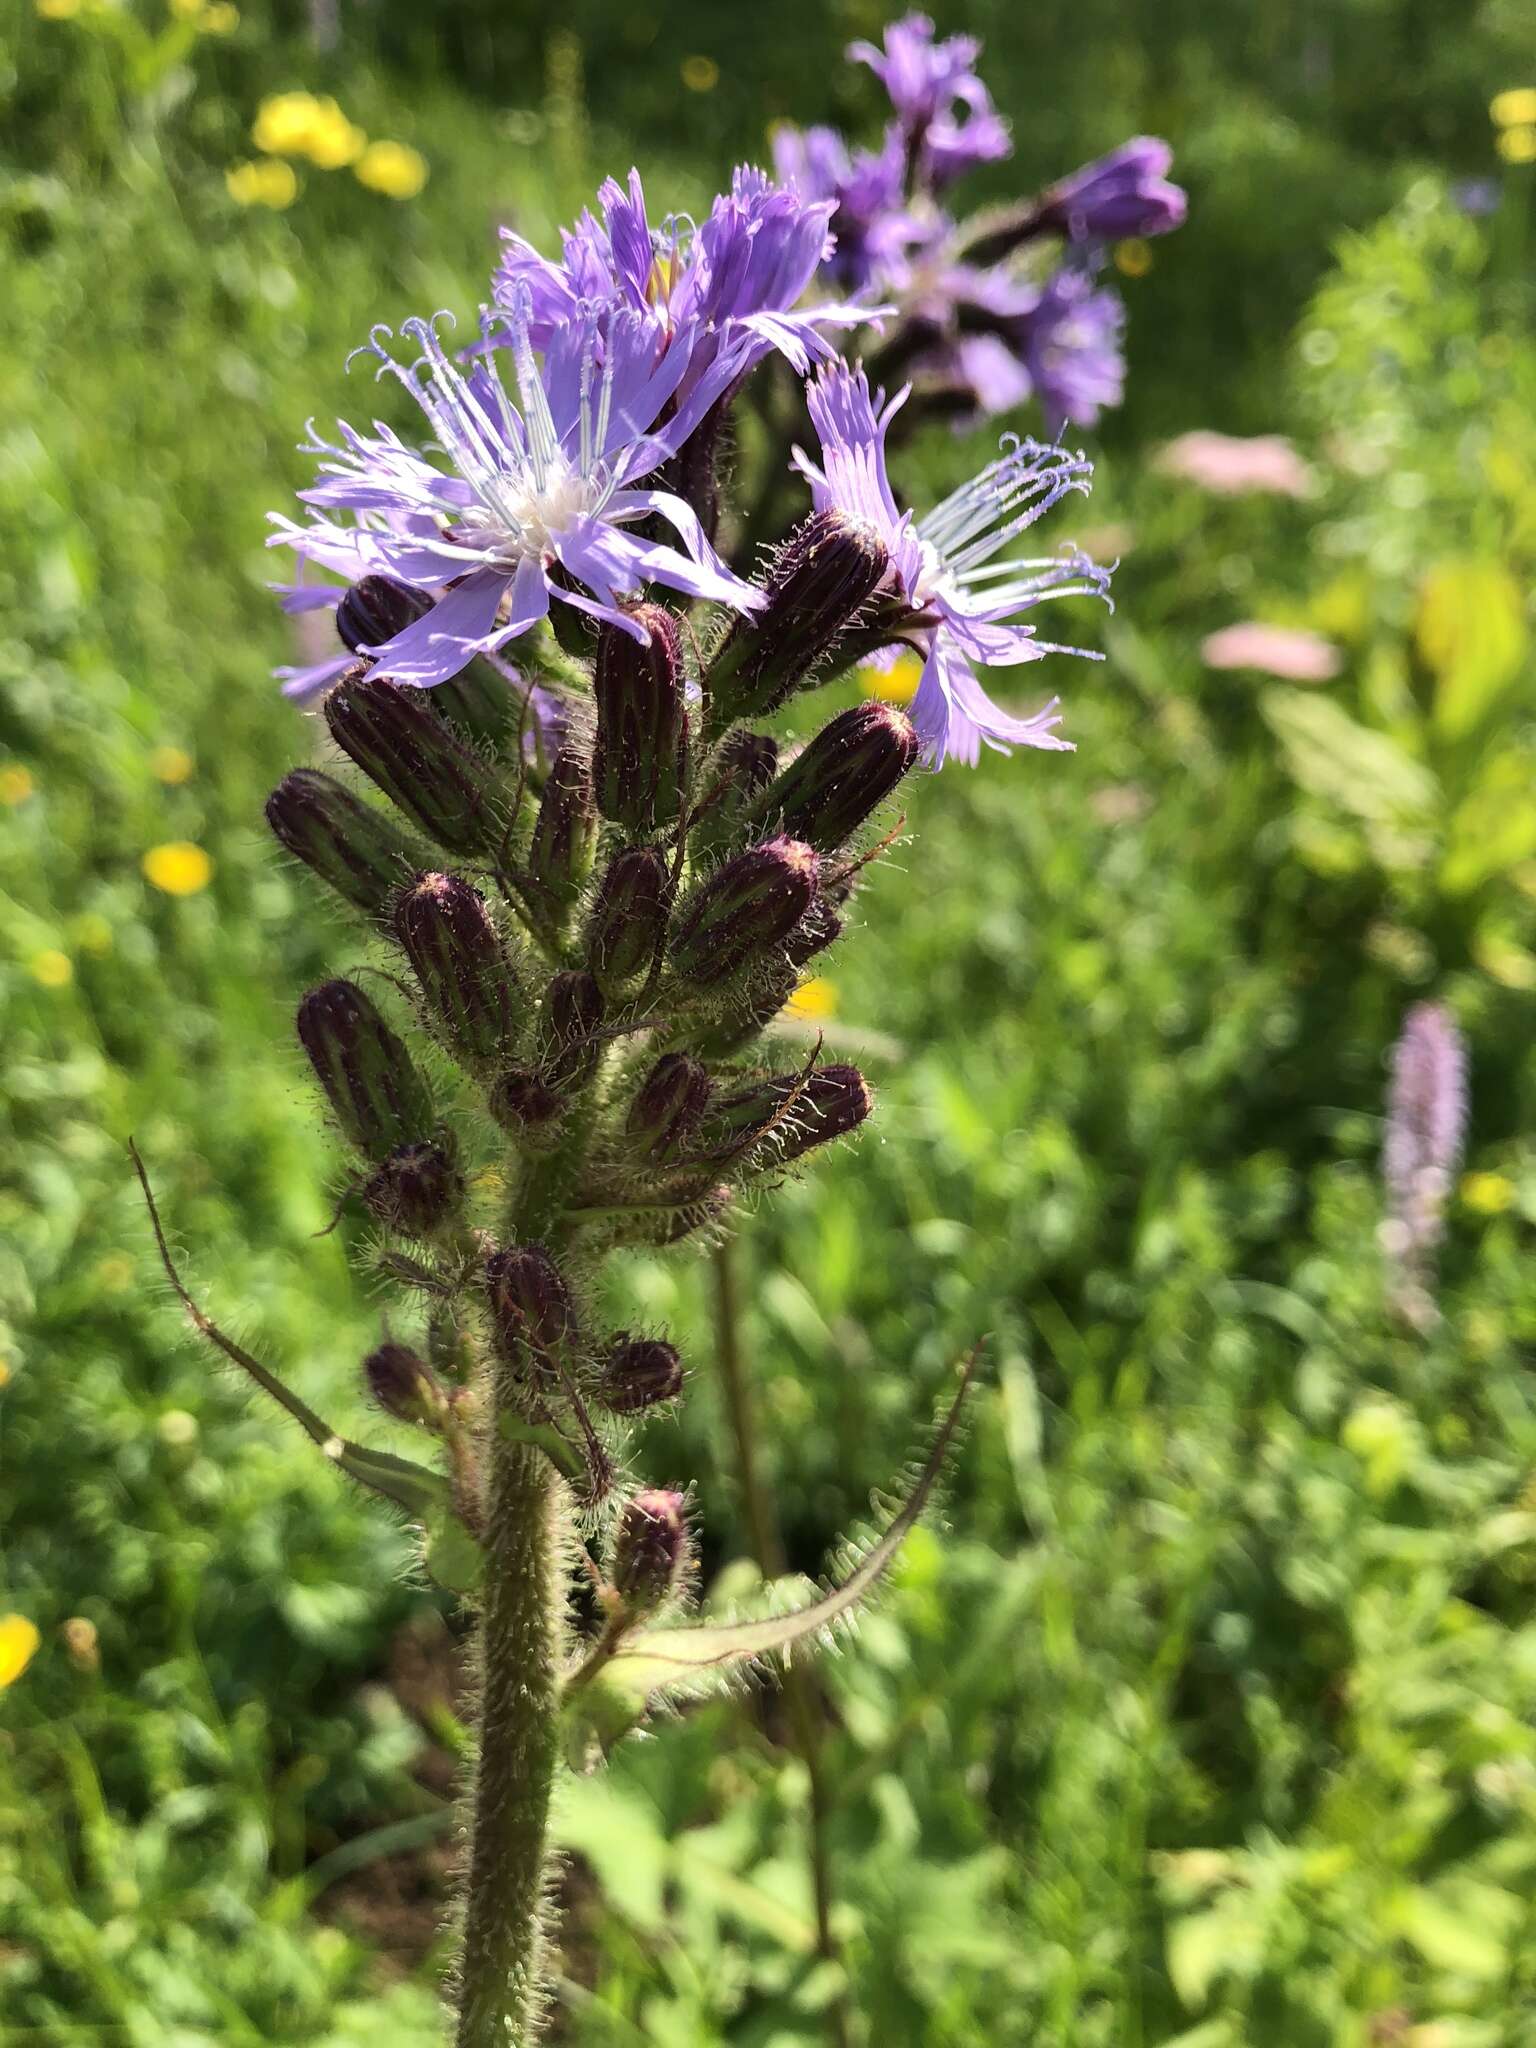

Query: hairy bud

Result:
[296,979,435,1163]
[692,729,780,862]
[324,669,513,859]
[611,1488,689,1612]
[707,511,890,726]
[585,847,674,996]
[599,1334,685,1414]
[671,836,820,987]
[489,1066,564,1144]
[541,970,606,1091]
[701,1063,874,1166]
[786,895,843,967]
[527,744,598,924]
[265,768,427,921]
[485,1244,576,1378]
[393,870,522,1067]
[626,1052,712,1163]
[363,1340,450,1428]
[593,604,689,833]
[363,1139,466,1238]
[752,702,919,851]
[335,575,433,657]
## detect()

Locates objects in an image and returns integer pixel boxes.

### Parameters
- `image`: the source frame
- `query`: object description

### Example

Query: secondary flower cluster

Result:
[773,11,1186,432]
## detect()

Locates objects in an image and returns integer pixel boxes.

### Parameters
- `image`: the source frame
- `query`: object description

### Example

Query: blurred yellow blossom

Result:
[1490,88,1536,127]
[151,745,194,784]
[62,1617,100,1674]
[1115,238,1152,277]
[1461,1171,1516,1215]
[0,1615,41,1689]
[859,650,921,705]
[1496,125,1536,165]
[786,976,839,1021]
[0,1360,11,1389]
[354,140,429,199]
[143,841,213,895]
[36,0,84,17]
[253,91,365,167]
[30,949,73,988]
[0,765,35,805]
[682,55,720,91]
[226,159,298,210]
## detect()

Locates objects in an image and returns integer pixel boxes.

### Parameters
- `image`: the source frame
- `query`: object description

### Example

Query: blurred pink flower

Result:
[1201,623,1341,681]
[1155,430,1315,498]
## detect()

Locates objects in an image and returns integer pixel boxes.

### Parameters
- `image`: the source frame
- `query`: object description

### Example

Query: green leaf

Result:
[498,1410,591,1487]
[1260,687,1439,825]
[422,1506,485,1595]
[1416,557,1527,739]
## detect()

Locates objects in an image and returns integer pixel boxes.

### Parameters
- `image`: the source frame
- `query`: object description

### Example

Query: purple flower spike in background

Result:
[795,362,1111,766]
[1038,137,1188,243]
[849,12,1012,188]
[1382,1000,1469,1329]
[269,300,761,688]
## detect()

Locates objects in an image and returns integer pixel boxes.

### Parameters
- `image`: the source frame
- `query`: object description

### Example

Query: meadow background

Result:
[5,2,1536,2042]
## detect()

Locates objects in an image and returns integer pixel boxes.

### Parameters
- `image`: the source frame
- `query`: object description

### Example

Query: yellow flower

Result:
[1114,238,1152,277]
[226,158,298,210]
[0,1360,11,1389]
[36,0,82,18]
[142,841,213,896]
[150,745,194,785]
[1491,88,1536,128]
[252,90,322,155]
[354,140,428,199]
[859,650,922,705]
[0,1615,40,1689]
[1461,1171,1516,1216]
[30,949,73,988]
[0,765,35,805]
[682,55,720,92]
[785,975,838,1021]
[1496,125,1536,165]
[304,102,368,170]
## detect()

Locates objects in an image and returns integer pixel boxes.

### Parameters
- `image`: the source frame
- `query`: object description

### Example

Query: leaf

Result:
[583,1349,981,1728]
[422,1507,485,1595]
[1416,558,1527,739]
[1260,687,1439,825]
[498,1411,593,1488]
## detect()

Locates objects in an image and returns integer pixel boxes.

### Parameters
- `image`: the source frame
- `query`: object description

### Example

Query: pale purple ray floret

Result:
[848,12,1011,187]
[268,297,763,690]
[794,362,1112,768]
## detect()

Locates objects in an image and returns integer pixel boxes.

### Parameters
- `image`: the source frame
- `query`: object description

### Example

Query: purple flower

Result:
[1383,1000,1468,1327]
[794,362,1111,767]
[848,12,1011,188]
[771,122,925,295]
[1037,137,1187,243]
[1013,269,1125,434]
[268,300,762,690]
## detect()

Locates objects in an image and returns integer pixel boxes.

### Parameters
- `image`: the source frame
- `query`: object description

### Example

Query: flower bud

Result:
[489,1066,565,1145]
[485,1244,575,1377]
[707,511,890,726]
[265,768,428,921]
[625,1053,712,1162]
[541,970,606,1091]
[691,730,780,862]
[700,1063,873,1166]
[364,1139,466,1238]
[611,1488,689,1612]
[585,847,674,997]
[336,575,433,656]
[786,896,843,967]
[671,837,820,987]
[324,668,514,859]
[599,1334,685,1414]
[593,604,688,833]
[751,703,919,852]
[393,870,522,1067]
[296,979,435,1163]
[527,744,598,924]
[363,1340,450,1428]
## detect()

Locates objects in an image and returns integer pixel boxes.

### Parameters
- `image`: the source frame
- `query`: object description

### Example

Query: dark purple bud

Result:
[324,668,514,859]
[335,575,434,656]
[393,870,523,1067]
[786,896,843,968]
[527,744,598,923]
[671,836,821,987]
[625,1053,712,1162]
[489,1066,565,1144]
[593,603,688,833]
[363,1339,450,1427]
[707,511,890,727]
[752,703,919,852]
[296,979,435,1164]
[611,1487,689,1612]
[363,1139,466,1238]
[541,970,606,1091]
[265,768,428,921]
[700,1063,874,1166]
[585,847,674,996]
[599,1334,685,1414]
[692,729,780,861]
[485,1244,576,1375]
[1036,137,1187,243]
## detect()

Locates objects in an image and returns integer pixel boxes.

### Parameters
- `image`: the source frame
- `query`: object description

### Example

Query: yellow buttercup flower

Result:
[1461,1171,1516,1216]
[0,765,35,805]
[860,650,922,706]
[1491,88,1536,128]
[253,91,364,167]
[785,976,839,1021]
[226,159,299,210]
[304,103,368,170]
[142,841,213,896]
[150,745,194,785]
[0,1615,41,1689]
[1496,125,1536,165]
[30,949,73,988]
[354,140,429,200]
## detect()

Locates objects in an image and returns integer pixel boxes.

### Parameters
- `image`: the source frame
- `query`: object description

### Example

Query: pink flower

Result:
[1201,623,1340,681]
[1156,431,1315,499]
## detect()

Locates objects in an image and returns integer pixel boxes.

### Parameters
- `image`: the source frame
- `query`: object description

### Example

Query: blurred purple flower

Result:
[1451,177,1500,217]
[794,362,1111,766]
[849,12,1011,188]
[1156,430,1316,498]
[929,265,1126,434]
[1037,137,1187,243]
[772,123,926,295]
[269,300,761,690]
[1201,622,1340,681]
[1383,1000,1468,1326]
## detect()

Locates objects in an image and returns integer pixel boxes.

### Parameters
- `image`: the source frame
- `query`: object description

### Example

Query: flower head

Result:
[772,123,926,296]
[269,299,761,690]
[795,362,1111,767]
[1038,137,1187,243]
[848,12,1011,187]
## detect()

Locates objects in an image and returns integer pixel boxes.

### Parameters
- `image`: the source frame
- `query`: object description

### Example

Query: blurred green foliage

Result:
[3,3,1536,2044]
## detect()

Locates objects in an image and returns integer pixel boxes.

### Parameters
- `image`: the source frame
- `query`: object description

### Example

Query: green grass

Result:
[4,6,1536,2044]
